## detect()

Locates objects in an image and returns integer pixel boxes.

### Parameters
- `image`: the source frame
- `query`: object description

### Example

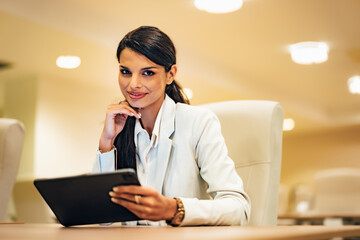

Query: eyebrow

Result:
[119,65,158,70]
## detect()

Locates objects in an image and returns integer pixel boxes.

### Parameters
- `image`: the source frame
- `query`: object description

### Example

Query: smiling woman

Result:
[93,26,250,227]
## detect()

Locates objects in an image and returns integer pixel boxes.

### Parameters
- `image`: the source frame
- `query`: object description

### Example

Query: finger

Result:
[109,192,137,203]
[108,109,138,120]
[109,192,156,209]
[111,198,164,221]
[108,104,141,119]
[112,185,157,197]
[107,104,136,114]
[118,101,142,118]
[114,113,127,124]
[111,197,138,207]
[111,197,150,219]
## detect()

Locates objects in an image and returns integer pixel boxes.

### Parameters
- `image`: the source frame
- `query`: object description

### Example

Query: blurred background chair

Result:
[202,100,284,226]
[0,118,25,221]
[314,167,360,215]
[278,183,290,215]
[290,183,314,214]
[12,179,55,223]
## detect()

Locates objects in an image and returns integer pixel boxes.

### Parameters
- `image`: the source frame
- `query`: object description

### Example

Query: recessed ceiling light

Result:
[283,118,295,131]
[289,41,329,65]
[183,88,193,100]
[56,56,81,69]
[194,0,243,14]
[348,75,360,94]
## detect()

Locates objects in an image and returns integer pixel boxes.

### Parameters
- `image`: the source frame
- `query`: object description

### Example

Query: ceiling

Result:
[0,0,360,133]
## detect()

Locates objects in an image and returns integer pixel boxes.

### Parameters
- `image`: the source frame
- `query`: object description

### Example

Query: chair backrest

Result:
[0,118,25,221]
[201,100,284,226]
[314,168,360,214]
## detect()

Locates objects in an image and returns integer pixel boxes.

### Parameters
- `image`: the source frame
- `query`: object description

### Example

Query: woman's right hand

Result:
[99,101,141,152]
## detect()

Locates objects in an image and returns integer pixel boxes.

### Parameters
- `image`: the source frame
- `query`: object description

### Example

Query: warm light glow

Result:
[283,118,295,131]
[296,201,310,213]
[183,88,193,100]
[289,42,329,65]
[194,0,243,14]
[348,75,360,94]
[56,56,81,69]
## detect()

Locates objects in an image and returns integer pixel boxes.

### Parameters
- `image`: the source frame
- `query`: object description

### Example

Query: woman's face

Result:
[118,48,176,112]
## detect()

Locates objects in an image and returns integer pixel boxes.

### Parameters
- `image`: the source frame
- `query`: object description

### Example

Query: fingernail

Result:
[138,113,142,118]
[130,113,134,116]
[109,191,114,196]
[111,198,116,202]
[113,187,118,191]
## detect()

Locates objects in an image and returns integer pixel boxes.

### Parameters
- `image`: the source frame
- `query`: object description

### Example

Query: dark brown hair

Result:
[114,26,189,170]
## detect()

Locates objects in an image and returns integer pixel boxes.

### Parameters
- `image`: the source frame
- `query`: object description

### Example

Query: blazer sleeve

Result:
[180,109,251,226]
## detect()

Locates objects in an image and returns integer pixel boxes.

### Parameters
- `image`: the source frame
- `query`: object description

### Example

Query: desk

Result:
[278,213,360,225]
[1,224,360,240]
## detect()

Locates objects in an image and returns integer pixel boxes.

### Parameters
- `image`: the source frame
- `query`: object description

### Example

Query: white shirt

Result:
[134,99,164,192]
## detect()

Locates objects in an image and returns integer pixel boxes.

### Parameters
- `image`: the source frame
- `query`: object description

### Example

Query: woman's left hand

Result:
[109,185,177,221]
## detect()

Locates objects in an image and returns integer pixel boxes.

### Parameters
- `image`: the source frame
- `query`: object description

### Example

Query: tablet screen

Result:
[34,169,141,226]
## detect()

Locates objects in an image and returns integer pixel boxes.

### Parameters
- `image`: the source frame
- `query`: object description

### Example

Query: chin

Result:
[126,99,144,109]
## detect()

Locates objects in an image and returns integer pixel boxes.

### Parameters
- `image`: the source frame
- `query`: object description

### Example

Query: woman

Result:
[94,26,250,226]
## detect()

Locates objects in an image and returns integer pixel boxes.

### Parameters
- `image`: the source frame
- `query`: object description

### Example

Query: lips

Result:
[128,91,147,100]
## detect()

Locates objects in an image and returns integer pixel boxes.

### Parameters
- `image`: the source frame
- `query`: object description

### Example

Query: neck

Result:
[139,109,156,136]
[138,97,165,136]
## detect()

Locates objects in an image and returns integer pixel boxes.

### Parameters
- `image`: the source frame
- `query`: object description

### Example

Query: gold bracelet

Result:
[166,198,185,226]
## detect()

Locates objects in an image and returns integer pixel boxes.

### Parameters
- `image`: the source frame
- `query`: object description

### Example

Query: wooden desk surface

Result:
[1,224,360,240]
[278,212,360,220]
[278,213,360,225]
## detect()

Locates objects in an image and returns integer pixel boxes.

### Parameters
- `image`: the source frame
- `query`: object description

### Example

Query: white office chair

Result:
[278,184,290,215]
[202,100,284,226]
[12,179,56,223]
[0,118,25,221]
[314,168,360,215]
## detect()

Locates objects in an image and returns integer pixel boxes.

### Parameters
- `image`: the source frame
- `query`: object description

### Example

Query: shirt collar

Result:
[134,95,170,148]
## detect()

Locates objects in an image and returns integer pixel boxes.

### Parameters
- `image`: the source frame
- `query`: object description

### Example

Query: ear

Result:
[166,64,177,85]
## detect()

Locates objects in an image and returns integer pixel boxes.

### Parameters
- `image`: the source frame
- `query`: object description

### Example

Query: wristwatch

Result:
[167,198,185,226]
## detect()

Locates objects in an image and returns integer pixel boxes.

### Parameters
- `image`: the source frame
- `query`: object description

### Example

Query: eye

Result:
[120,68,131,75]
[143,70,155,76]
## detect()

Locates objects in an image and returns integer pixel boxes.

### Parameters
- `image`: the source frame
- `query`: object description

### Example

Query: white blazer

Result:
[94,96,250,226]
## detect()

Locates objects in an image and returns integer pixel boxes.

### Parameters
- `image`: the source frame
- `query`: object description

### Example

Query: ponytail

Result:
[166,80,190,105]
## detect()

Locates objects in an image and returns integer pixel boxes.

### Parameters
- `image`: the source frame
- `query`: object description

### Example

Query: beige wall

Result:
[0,79,4,116]
[34,75,117,177]
[1,70,120,179]
[1,71,37,179]
[281,126,360,189]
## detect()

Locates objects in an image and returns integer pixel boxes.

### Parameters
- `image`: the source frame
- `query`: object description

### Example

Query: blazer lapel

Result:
[154,96,176,194]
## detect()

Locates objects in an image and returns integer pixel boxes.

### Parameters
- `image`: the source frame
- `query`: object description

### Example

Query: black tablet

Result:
[34,169,141,227]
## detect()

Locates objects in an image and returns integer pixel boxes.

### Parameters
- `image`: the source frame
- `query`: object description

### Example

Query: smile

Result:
[128,91,147,100]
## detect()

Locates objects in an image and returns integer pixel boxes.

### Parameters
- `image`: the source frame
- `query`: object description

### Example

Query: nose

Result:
[129,74,142,89]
